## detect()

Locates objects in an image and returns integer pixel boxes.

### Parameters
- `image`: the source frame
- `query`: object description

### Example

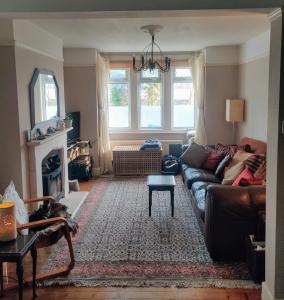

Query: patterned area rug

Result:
[42,177,258,288]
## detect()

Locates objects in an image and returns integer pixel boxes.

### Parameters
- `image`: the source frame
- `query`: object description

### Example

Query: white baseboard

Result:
[262,282,284,300]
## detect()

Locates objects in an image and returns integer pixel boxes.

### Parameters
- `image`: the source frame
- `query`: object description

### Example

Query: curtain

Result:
[189,52,207,145]
[96,53,113,174]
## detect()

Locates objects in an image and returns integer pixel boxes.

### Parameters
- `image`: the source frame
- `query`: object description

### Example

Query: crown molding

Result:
[0,40,64,61]
[268,8,282,22]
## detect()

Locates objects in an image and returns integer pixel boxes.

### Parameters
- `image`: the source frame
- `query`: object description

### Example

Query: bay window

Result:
[108,69,130,128]
[108,65,195,132]
[139,70,162,128]
[172,68,194,128]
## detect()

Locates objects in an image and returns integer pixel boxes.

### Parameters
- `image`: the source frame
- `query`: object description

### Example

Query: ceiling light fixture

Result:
[132,25,171,73]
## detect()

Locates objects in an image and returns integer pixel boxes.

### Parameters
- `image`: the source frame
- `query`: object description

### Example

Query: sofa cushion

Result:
[183,166,222,188]
[191,181,212,221]
[180,143,210,169]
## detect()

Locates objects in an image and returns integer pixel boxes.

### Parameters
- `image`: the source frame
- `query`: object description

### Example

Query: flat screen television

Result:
[66,111,80,147]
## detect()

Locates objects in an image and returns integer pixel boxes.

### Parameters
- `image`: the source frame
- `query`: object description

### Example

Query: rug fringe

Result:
[39,277,260,289]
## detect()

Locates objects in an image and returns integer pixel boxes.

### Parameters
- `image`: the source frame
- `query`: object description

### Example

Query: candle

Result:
[0,202,17,242]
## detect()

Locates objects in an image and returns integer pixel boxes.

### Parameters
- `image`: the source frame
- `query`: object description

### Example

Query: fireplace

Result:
[42,151,63,200]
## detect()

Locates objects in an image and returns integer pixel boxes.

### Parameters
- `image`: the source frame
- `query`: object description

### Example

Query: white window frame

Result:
[138,70,164,130]
[108,68,131,130]
[171,67,195,130]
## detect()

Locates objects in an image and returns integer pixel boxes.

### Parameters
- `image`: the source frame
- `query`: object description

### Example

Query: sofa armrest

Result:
[204,184,266,261]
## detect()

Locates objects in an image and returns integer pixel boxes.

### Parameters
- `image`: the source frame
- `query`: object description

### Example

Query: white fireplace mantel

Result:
[27,128,71,199]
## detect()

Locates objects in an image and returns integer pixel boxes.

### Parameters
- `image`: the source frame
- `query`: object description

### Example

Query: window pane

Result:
[141,69,160,79]
[140,82,161,128]
[173,82,194,128]
[108,83,129,128]
[109,69,128,81]
[175,68,191,78]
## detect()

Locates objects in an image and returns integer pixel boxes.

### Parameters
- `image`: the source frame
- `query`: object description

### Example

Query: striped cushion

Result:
[245,154,266,173]
[216,143,252,158]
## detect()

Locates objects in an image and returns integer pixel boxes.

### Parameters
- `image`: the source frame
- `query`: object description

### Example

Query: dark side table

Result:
[0,233,38,300]
[147,175,176,217]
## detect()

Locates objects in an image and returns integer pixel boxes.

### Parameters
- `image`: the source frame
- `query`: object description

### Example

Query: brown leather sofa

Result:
[181,137,266,261]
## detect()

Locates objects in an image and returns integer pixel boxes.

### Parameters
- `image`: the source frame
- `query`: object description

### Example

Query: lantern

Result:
[0,202,17,242]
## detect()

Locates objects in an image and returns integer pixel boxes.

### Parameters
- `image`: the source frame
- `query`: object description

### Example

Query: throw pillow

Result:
[215,154,231,178]
[216,143,252,157]
[2,181,29,234]
[222,162,245,185]
[226,150,254,169]
[180,142,210,169]
[254,156,267,180]
[245,154,266,174]
[202,150,225,171]
[232,167,254,186]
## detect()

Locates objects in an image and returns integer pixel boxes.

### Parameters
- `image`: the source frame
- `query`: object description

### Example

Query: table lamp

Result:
[0,202,17,242]
[226,99,244,143]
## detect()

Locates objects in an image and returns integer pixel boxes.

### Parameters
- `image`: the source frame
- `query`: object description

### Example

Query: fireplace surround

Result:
[27,128,72,200]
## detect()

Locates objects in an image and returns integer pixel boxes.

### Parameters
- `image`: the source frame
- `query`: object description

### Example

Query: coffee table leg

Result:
[170,188,174,217]
[0,261,3,299]
[31,244,37,298]
[16,260,24,300]
[149,189,152,217]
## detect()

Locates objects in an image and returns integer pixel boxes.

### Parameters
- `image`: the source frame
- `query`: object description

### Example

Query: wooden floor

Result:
[3,178,261,300]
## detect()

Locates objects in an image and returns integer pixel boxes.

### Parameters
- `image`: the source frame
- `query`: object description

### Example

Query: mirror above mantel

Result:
[29,68,60,129]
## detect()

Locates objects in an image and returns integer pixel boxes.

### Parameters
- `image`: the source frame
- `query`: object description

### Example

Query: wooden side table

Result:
[0,233,38,300]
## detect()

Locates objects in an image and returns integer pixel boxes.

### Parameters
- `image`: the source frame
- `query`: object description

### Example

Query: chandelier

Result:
[132,25,171,73]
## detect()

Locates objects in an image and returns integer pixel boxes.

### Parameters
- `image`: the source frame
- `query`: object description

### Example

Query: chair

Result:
[17,195,75,282]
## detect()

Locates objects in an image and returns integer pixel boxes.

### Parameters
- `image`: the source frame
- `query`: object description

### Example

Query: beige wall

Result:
[238,56,269,142]
[204,65,239,145]
[64,66,99,167]
[0,46,22,194]
[11,46,65,198]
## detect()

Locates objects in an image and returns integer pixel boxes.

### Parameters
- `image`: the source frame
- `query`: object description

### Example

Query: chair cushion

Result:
[183,166,222,188]
[191,181,212,221]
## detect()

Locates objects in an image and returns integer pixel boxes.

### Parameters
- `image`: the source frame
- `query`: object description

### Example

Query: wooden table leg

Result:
[149,189,152,217]
[16,260,24,300]
[0,261,3,299]
[31,244,37,298]
[170,188,174,217]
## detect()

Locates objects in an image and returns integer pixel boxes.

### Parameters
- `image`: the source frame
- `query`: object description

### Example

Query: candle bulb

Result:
[0,202,17,242]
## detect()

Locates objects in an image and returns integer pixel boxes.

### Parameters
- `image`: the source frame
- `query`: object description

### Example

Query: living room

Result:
[0,3,283,300]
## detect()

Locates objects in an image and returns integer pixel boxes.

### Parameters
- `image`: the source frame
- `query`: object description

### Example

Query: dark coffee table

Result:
[0,233,38,300]
[147,175,176,217]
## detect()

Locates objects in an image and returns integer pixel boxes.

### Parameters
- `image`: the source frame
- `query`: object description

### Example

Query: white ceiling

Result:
[31,10,270,52]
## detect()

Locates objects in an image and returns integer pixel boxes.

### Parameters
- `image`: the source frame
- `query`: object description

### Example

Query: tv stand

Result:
[67,141,92,181]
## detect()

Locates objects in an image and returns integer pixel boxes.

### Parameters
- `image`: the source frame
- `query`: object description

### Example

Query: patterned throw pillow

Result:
[245,154,266,173]
[254,156,267,180]
[180,142,210,169]
[202,151,225,171]
[2,181,29,234]
[216,143,252,157]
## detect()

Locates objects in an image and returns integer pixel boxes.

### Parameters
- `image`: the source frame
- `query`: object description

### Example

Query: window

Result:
[108,69,130,128]
[139,69,162,128]
[172,68,194,128]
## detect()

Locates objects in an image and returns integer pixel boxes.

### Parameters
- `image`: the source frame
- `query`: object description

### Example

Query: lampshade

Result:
[0,202,17,242]
[226,99,244,123]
